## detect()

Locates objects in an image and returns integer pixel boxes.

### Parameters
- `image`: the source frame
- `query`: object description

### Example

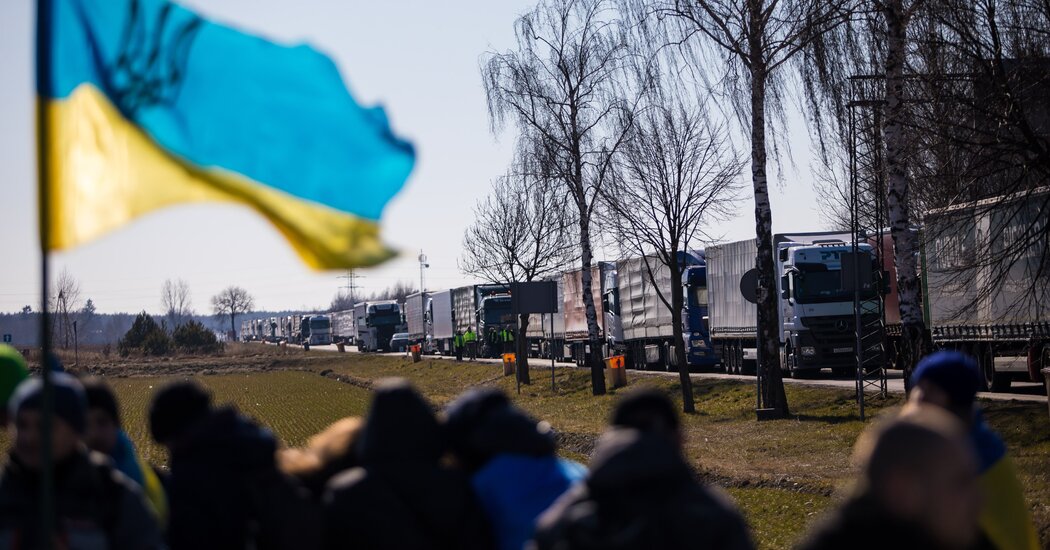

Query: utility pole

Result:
[337,270,363,305]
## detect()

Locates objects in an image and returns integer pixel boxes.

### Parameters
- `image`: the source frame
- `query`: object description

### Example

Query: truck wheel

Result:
[980,344,1011,392]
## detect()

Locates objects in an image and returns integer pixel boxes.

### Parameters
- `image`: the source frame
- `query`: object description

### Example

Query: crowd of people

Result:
[0,343,1040,550]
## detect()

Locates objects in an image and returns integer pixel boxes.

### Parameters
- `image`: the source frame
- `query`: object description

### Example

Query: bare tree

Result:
[329,292,355,312]
[648,0,854,416]
[51,268,82,350]
[161,278,193,330]
[483,0,639,395]
[461,144,577,383]
[605,99,743,412]
[211,286,255,339]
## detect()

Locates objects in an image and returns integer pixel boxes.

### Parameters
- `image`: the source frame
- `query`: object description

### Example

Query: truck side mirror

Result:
[780,275,790,299]
[881,270,891,295]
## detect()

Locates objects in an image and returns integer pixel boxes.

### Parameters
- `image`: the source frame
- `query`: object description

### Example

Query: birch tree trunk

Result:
[883,0,926,390]
[579,209,607,395]
[749,12,790,417]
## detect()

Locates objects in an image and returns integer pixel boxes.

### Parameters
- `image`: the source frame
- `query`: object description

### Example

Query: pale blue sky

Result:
[0,0,825,314]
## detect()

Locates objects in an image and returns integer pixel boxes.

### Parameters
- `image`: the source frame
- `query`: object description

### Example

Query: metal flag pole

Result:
[35,0,56,547]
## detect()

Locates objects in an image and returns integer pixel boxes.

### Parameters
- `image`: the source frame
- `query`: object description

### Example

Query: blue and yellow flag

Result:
[39,0,414,268]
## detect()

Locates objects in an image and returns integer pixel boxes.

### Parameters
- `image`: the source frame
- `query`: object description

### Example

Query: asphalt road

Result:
[288,342,1048,404]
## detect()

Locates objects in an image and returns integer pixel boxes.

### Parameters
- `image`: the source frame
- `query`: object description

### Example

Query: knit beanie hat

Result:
[0,344,29,410]
[911,350,981,410]
[8,372,88,434]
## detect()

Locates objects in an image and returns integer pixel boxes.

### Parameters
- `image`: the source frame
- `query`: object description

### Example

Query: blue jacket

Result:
[471,454,586,550]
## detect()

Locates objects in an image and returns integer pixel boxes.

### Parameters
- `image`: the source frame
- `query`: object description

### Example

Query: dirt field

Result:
[9,344,1049,549]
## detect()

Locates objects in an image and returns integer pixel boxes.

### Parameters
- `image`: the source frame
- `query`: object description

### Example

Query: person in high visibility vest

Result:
[501,327,515,353]
[454,330,465,362]
[464,327,477,361]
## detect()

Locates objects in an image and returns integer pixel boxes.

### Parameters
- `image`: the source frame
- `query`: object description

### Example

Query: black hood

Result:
[359,379,442,465]
[586,428,691,499]
[175,407,276,470]
[444,387,555,472]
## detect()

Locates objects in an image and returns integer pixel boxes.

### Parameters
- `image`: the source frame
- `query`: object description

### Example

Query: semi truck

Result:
[431,290,456,355]
[562,262,622,365]
[616,252,718,371]
[354,301,402,352]
[921,188,1049,390]
[707,232,885,377]
[297,314,332,345]
[450,284,514,358]
[330,309,356,345]
[404,292,433,352]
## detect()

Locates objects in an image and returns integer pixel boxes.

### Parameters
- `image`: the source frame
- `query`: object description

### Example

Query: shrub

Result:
[172,320,221,354]
[118,312,171,357]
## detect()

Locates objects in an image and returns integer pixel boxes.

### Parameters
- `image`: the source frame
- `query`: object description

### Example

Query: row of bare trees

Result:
[468,0,1049,416]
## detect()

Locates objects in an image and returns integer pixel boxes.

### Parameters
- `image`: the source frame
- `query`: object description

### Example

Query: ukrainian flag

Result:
[39,0,414,268]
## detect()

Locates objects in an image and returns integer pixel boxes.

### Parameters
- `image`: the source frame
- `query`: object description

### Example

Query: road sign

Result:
[2,334,11,343]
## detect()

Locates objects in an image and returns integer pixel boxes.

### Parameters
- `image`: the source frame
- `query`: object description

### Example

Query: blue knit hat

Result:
[911,350,981,409]
[8,373,88,434]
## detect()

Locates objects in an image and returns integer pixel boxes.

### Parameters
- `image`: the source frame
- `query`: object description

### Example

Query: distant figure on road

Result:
[454,330,465,362]
[797,406,981,550]
[903,350,1039,550]
[532,389,753,550]
[322,379,493,550]
[0,373,163,549]
[465,327,478,361]
[150,381,318,550]
[0,344,28,428]
[445,388,586,550]
[84,377,168,526]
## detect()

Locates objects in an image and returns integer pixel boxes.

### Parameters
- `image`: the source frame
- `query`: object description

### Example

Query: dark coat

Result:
[532,429,753,550]
[322,383,493,550]
[0,448,162,549]
[796,494,988,550]
[167,407,318,550]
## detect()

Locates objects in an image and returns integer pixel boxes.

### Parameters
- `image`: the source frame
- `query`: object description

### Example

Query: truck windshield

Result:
[368,306,401,326]
[794,261,877,303]
[482,297,512,326]
[310,318,330,330]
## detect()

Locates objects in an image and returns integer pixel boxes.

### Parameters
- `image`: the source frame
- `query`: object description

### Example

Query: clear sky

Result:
[0,0,826,314]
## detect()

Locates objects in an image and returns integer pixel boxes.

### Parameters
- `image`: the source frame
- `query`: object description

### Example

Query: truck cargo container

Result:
[921,188,1050,390]
[354,301,402,352]
[616,252,717,371]
[562,262,622,364]
[404,292,433,352]
[707,232,884,377]
[431,290,456,354]
[330,309,356,345]
[451,284,514,358]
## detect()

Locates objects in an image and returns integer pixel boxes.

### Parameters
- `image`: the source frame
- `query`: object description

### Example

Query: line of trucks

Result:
[241,189,1048,391]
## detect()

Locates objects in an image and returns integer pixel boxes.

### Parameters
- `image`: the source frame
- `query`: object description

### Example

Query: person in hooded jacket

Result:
[0,373,163,549]
[444,388,586,550]
[322,378,493,550]
[531,389,753,550]
[149,380,318,550]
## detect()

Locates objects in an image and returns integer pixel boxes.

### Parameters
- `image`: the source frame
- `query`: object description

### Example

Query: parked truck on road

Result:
[405,292,433,353]
[707,232,885,377]
[450,285,514,358]
[920,188,1049,391]
[354,301,402,352]
[330,309,356,345]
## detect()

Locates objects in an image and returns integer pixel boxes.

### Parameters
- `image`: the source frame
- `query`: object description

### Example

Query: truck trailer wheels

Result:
[977,343,1011,392]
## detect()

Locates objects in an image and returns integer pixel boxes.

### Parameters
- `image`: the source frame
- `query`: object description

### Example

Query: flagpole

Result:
[35,0,56,547]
